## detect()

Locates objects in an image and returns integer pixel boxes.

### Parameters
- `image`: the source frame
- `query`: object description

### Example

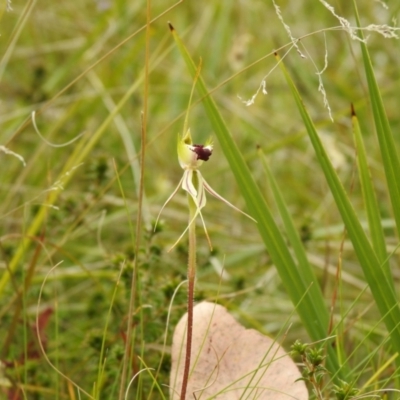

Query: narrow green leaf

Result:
[258,151,321,299]
[259,149,350,373]
[351,106,390,280]
[278,54,400,369]
[169,23,346,379]
[353,1,400,239]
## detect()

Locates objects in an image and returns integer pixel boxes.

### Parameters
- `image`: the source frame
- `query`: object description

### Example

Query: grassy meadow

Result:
[1,0,400,398]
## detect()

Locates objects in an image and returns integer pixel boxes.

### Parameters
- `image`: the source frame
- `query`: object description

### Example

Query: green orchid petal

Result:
[178,129,195,169]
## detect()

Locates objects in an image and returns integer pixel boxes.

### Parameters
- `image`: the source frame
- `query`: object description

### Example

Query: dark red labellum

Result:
[192,145,212,161]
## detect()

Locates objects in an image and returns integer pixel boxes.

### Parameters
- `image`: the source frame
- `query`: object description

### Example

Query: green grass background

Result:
[1,0,400,398]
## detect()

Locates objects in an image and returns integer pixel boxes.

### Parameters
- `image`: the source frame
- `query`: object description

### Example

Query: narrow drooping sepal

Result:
[202,178,256,222]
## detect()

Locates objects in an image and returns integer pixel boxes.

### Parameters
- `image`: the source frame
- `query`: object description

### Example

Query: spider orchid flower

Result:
[155,129,256,250]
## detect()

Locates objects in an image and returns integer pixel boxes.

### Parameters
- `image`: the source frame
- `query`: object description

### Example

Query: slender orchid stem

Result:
[180,172,198,400]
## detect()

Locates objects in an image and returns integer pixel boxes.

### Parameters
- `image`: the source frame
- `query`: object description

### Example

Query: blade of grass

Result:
[118,0,152,394]
[353,1,400,239]
[351,105,390,282]
[169,22,346,379]
[258,150,316,291]
[258,148,350,370]
[277,53,400,370]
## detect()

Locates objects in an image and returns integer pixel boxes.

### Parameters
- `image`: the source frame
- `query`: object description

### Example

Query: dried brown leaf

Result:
[170,301,308,400]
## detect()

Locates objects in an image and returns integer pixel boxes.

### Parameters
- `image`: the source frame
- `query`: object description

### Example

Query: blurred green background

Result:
[1,0,399,398]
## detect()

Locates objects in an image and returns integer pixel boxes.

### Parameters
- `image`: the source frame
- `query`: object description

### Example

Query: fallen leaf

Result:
[170,301,308,399]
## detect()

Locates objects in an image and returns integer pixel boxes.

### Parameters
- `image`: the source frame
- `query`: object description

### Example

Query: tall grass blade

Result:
[259,151,323,304]
[353,2,400,239]
[277,54,400,369]
[351,106,390,282]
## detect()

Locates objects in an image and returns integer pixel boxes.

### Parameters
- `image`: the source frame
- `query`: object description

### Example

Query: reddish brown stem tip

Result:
[168,22,175,32]
[351,103,356,117]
